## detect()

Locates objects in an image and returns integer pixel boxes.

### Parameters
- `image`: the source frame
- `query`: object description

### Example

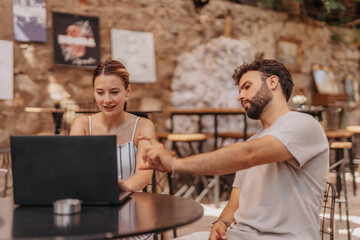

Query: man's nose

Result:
[237,92,244,102]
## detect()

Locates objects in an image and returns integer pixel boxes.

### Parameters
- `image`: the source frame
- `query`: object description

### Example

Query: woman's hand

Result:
[118,178,133,192]
[209,221,228,240]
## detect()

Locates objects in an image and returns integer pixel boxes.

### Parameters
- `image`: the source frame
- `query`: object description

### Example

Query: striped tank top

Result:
[88,116,139,181]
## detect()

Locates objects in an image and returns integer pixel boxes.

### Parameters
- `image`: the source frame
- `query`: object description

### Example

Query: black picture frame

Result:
[52,12,100,68]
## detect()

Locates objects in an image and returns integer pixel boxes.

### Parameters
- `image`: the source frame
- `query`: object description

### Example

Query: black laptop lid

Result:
[10,135,120,205]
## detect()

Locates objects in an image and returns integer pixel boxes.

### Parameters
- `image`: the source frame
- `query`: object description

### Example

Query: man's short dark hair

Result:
[232,59,294,102]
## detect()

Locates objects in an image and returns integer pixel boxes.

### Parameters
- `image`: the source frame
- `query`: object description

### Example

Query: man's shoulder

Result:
[287,111,317,120]
[281,111,321,127]
[270,111,326,139]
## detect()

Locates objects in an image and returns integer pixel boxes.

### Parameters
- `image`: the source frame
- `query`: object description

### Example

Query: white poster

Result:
[0,40,13,100]
[111,29,157,83]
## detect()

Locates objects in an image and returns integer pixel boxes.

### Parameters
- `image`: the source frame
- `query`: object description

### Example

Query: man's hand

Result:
[209,222,228,240]
[138,136,174,173]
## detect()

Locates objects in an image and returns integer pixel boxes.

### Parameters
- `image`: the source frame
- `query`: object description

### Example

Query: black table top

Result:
[0,192,203,240]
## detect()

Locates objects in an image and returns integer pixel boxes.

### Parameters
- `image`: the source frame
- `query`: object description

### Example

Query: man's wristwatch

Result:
[211,219,231,228]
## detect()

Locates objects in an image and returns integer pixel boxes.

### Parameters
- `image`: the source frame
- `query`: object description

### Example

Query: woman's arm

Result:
[120,118,155,191]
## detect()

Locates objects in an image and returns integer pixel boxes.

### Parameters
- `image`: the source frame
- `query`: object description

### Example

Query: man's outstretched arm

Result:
[140,135,293,176]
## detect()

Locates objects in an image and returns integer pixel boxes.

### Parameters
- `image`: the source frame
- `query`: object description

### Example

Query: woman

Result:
[70,60,154,192]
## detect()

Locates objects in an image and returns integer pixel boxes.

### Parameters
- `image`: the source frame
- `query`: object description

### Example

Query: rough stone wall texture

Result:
[0,0,360,143]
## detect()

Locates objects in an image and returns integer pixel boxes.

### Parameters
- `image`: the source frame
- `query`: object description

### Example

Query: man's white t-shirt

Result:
[228,111,329,240]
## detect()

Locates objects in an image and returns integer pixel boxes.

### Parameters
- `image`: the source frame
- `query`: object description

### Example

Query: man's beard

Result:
[244,82,273,120]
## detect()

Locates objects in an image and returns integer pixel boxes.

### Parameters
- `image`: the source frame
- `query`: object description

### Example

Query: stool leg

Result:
[172,142,182,157]
[338,200,342,222]
[341,157,351,240]
[335,149,342,197]
[187,142,196,155]
[348,148,357,196]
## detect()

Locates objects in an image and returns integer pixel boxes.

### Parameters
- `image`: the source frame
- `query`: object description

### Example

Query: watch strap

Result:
[211,219,231,228]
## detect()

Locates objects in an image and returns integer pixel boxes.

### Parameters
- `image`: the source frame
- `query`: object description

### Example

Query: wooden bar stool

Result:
[330,141,351,240]
[162,133,215,203]
[217,132,256,146]
[325,130,357,196]
[346,125,360,174]
[166,133,213,157]
[156,132,214,155]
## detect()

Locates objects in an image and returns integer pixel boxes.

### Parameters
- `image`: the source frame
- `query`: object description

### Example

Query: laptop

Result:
[10,135,131,205]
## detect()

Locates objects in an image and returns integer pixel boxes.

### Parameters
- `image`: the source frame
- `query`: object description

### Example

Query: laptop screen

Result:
[10,135,121,205]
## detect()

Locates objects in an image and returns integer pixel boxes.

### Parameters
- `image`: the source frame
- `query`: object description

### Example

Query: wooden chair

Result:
[346,125,360,175]
[320,182,336,240]
[148,170,177,240]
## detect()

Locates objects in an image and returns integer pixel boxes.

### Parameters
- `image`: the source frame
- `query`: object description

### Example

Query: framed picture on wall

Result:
[344,74,360,105]
[13,0,47,42]
[276,37,301,72]
[52,12,100,67]
[312,64,340,95]
[111,29,157,83]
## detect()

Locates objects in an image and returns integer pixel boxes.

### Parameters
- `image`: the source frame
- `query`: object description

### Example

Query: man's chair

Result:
[320,182,336,240]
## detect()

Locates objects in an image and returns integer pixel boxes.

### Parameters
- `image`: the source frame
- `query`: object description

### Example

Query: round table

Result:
[0,192,203,239]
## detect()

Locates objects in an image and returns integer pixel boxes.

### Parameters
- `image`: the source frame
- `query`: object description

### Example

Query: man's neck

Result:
[260,99,290,129]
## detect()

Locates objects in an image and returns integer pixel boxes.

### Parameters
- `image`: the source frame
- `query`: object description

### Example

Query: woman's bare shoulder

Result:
[137,117,155,135]
[138,117,154,127]
[73,115,90,125]
[70,115,91,135]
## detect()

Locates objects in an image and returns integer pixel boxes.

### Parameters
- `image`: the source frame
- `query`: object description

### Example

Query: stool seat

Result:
[346,125,360,133]
[217,132,255,139]
[330,142,352,149]
[156,132,171,140]
[167,133,213,142]
[325,130,353,139]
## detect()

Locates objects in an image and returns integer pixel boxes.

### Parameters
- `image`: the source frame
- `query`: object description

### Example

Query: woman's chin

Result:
[101,107,121,115]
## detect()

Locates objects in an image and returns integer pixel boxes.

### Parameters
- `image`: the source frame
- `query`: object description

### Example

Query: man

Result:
[141,59,329,240]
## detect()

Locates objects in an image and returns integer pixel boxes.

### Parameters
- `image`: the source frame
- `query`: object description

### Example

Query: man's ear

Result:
[267,75,279,90]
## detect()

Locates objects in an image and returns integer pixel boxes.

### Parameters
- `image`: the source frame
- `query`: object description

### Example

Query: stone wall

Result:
[0,0,360,143]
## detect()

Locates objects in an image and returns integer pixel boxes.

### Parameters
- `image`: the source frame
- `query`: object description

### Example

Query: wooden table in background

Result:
[75,109,162,119]
[25,107,66,135]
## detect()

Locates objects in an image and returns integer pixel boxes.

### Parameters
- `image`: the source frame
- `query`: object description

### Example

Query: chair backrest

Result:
[320,182,336,240]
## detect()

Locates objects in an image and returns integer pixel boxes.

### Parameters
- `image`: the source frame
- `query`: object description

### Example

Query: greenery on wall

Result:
[255,0,360,45]
[255,0,360,23]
